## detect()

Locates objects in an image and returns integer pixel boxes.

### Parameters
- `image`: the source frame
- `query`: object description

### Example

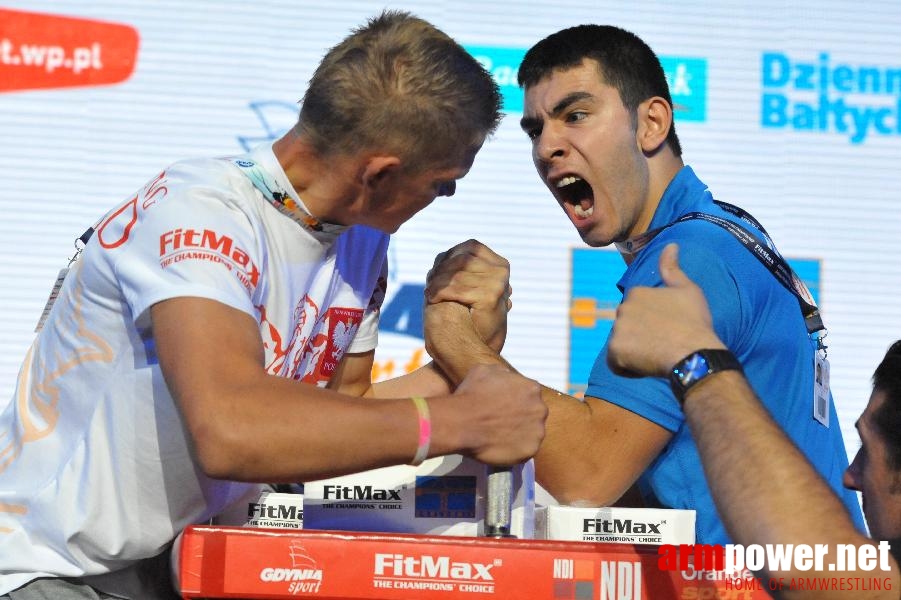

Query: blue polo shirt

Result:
[585,166,865,544]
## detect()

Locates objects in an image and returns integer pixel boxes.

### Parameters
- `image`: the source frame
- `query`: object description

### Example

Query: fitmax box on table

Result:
[218,455,534,537]
[536,505,695,545]
[304,455,534,538]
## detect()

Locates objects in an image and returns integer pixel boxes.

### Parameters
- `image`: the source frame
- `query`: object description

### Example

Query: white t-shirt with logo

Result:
[0,143,388,593]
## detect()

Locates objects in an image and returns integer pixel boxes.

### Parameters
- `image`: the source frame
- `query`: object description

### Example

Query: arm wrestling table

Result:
[177,525,769,599]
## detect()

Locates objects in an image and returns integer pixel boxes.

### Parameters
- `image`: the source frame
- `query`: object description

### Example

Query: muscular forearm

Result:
[535,388,672,505]
[684,371,900,598]
[532,388,618,504]
[184,373,441,482]
[426,304,672,506]
[154,297,544,483]
[432,349,628,504]
[185,367,546,483]
[424,302,508,386]
[369,360,453,399]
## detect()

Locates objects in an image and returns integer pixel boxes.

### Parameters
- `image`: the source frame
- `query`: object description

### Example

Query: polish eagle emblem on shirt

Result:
[331,320,359,360]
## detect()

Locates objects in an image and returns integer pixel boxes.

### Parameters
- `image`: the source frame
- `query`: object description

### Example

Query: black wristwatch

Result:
[670,349,742,404]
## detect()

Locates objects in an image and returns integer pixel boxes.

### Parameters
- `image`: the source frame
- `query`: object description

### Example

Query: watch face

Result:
[674,353,711,387]
[671,349,742,403]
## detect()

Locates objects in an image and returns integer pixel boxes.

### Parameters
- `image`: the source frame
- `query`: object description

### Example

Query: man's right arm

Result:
[682,370,899,598]
[150,296,546,483]
[423,273,672,506]
[425,336,671,504]
[532,388,671,505]
[607,243,901,599]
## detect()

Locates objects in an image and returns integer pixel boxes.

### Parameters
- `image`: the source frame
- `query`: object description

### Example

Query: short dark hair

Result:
[517,24,682,156]
[872,340,901,471]
[298,10,502,172]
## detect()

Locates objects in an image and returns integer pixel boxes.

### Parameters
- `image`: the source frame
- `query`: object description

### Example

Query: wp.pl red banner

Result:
[0,7,139,93]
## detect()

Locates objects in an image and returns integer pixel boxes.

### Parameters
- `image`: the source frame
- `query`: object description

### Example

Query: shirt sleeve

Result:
[105,178,262,328]
[346,250,388,354]
[585,225,745,432]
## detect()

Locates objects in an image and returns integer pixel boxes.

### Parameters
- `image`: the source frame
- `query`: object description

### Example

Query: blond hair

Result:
[298,10,502,171]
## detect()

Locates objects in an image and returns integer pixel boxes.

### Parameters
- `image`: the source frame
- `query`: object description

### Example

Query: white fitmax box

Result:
[536,505,695,545]
[303,455,535,538]
[213,489,304,530]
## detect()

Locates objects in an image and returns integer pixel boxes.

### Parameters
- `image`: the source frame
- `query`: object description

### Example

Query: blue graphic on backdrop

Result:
[238,100,298,151]
[660,57,708,122]
[761,52,901,143]
[568,248,821,397]
[466,46,528,113]
[466,46,707,123]
[379,283,425,339]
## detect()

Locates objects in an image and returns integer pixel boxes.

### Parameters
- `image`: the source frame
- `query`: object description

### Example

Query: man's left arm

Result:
[327,349,453,398]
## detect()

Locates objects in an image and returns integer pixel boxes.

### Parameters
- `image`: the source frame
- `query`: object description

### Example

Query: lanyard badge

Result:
[35,227,94,333]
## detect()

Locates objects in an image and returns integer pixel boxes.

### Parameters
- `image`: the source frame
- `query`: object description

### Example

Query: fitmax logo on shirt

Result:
[761,51,901,143]
[159,228,261,290]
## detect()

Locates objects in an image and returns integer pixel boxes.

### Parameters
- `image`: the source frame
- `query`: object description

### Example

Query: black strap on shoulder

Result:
[675,201,824,335]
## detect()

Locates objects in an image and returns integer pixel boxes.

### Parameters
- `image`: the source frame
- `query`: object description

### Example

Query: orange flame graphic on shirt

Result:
[0,273,114,475]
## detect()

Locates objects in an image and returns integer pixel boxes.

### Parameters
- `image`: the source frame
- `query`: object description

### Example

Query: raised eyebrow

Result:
[520,91,595,132]
[550,91,594,117]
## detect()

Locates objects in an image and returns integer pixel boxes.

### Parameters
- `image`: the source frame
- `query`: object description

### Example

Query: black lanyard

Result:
[620,201,825,336]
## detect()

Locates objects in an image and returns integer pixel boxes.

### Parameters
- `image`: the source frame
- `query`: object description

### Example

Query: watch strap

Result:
[670,349,742,404]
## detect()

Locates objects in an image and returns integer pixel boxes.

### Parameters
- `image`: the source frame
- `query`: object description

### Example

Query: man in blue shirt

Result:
[425,24,863,545]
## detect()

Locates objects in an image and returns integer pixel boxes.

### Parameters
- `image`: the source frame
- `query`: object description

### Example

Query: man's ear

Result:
[361,155,402,191]
[636,96,674,154]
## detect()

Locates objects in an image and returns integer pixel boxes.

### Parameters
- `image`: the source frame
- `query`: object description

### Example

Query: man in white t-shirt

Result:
[0,11,547,600]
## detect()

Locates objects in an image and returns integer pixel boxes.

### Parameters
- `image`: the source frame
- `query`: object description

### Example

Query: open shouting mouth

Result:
[554,174,595,224]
